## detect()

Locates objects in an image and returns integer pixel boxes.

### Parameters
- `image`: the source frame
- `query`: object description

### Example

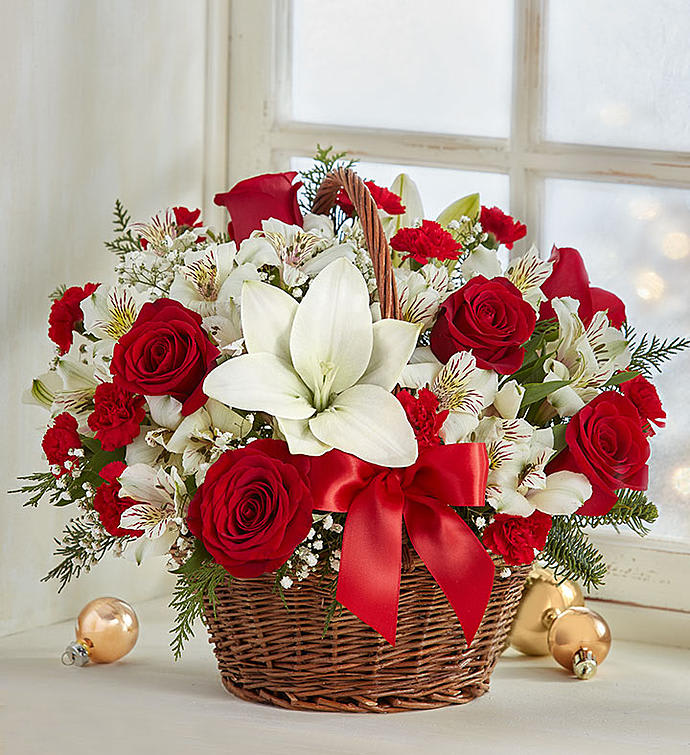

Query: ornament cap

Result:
[573,648,598,679]
[61,641,90,667]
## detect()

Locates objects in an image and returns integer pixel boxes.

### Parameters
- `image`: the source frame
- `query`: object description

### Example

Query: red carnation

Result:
[173,206,202,229]
[539,246,626,328]
[397,388,448,449]
[42,413,82,476]
[93,462,143,538]
[337,180,405,217]
[620,374,666,436]
[480,206,527,250]
[390,220,461,265]
[48,283,99,354]
[87,383,147,452]
[483,510,552,565]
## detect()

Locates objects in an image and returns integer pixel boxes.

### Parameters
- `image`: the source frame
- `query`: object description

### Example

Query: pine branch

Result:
[105,199,140,258]
[169,548,230,661]
[540,517,608,590]
[624,322,690,376]
[48,284,68,301]
[577,489,658,537]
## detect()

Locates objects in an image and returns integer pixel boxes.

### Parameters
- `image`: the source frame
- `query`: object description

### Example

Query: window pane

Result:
[544,178,690,541]
[544,0,690,151]
[292,157,510,218]
[290,0,514,137]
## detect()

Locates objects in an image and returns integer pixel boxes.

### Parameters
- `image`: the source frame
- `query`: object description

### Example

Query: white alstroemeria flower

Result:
[506,246,553,310]
[202,294,244,355]
[82,284,149,342]
[401,348,498,443]
[543,297,630,416]
[204,258,419,466]
[118,464,186,564]
[237,217,355,289]
[493,380,526,420]
[394,263,450,329]
[462,245,502,281]
[525,471,592,515]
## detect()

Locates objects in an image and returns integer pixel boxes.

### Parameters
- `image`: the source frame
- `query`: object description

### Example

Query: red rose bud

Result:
[93,461,143,538]
[483,510,552,566]
[390,220,461,265]
[214,171,303,244]
[42,413,82,476]
[186,440,313,578]
[110,298,219,416]
[480,206,527,250]
[87,382,147,452]
[48,283,99,354]
[172,206,202,229]
[430,276,536,374]
[620,374,666,436]
[337,180,405,217]
[539,246,626,328]
[547,391,650,516]
[397,387,448,449]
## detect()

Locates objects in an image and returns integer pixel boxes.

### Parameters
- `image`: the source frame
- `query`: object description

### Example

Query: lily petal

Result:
[203,353,314,420]
[309,384,418,468]
[527,471,592,515]
[276,417,331,456]
[360,319,420,390]
[290,258,373,395]
[241,280,297,361]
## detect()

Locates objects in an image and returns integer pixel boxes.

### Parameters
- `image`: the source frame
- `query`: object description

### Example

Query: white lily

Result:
[82,284,149,342]
[493,380,526,420]
[506,246,553,310]
[543,297,630,416]
[382,174,424,238]
[525,471,592,516]
[203,258,419,466]
[394,263,450,329]
[401,348,498,443]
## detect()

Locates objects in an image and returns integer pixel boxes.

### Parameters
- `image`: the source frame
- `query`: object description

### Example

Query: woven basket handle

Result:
[311,167,401,320]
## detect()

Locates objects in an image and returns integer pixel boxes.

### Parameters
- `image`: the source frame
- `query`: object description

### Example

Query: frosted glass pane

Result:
[544,0,690,150]
[544,179,690,542]
[292,157,510,219]
[291,0,513,137]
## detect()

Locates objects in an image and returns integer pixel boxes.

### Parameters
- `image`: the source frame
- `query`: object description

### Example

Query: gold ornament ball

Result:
[74,597,139,663]
[548,606,611,679]
[509,568,584,656]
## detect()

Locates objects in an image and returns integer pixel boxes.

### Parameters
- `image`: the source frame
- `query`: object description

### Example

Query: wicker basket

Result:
[202,169,530,712]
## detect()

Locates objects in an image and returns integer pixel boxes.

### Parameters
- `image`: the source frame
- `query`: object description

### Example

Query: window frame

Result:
[213,0,690,631]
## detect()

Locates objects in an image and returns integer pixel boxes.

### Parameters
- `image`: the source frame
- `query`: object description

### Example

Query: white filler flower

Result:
[204,258,419,467]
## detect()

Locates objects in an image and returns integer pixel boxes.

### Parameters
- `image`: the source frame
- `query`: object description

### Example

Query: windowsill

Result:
[1,598,689,752]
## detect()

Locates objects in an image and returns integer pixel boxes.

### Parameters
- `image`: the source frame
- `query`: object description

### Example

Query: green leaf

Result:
[436,193,480,226]
[551,423,567,452]
[520,380,571,408]
[604,370,639,387]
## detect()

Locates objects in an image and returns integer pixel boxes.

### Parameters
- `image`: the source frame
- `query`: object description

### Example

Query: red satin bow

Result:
[308,443,494,646]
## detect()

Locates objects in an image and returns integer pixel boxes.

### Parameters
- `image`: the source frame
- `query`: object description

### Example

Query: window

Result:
[219,0,690,617]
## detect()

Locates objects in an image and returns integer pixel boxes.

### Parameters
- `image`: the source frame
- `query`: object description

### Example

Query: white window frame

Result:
[205,0,690,639]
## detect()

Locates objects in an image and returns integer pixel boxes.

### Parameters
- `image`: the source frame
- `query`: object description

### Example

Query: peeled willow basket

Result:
[202,169,531,712]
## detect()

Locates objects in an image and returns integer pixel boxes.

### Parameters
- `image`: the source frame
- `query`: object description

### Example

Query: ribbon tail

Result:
[405,500,495,646]
[335,477,403,645]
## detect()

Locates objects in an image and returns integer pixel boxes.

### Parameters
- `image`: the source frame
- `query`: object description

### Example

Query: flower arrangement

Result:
[18,147,688,664]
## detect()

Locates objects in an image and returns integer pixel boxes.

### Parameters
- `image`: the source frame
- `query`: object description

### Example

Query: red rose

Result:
[110,299,219,416]
[397,388,448,449]
[214,171,303,244]
[42,413,82,476]
[172,206,202,229]
[48,283,99,354]
[547,391,650,515]
[187,439,313,578]
[620,375,666,436]
[483,510,552,565]
[390,220,461,265]
[430,276,536,374]
[337,180,405,217]
[93,462,143,538]
[87,382,147,452]
[539,246,625,328]
[480,206,527,250]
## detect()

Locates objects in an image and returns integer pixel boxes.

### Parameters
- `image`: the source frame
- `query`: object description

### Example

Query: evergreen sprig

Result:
[577,489,658,537]
[298,145,358,232]
[169,547,230,661]
[105,199,140,259]
[624,322,690,376]
[48,284,68,301]
[540,517,608,590]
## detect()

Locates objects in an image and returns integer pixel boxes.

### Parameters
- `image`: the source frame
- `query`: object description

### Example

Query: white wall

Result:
[0,0,209,636]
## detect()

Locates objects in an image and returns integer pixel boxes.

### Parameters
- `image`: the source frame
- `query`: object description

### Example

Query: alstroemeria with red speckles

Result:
[337,180,405,217]
[48,283,100,354]
[620,374,666,436]
[397,388,448,449]
[390,220,461,265]
[87,382,147,452]
[42,413,82,477]
[480,206,527,250]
